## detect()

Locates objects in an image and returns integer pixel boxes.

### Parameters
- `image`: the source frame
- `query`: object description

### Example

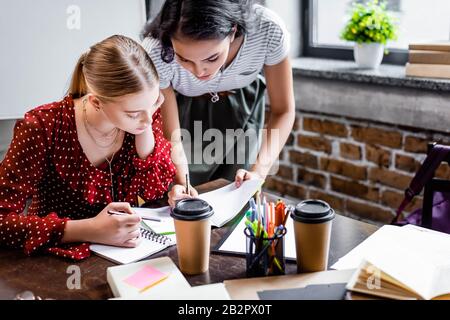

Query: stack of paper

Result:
[342,225,450,300]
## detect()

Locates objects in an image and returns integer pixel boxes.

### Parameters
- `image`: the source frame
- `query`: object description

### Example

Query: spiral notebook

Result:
[90,228,176,264]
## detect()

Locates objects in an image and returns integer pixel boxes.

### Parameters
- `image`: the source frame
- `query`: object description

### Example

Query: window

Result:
[303,0,450,64]
[145,0,164,20]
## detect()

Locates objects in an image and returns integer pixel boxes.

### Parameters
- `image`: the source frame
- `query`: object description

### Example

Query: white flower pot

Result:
[353,43,384,69]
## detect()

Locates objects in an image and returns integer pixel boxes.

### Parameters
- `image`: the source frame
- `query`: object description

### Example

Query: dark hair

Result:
[142,0,254,63]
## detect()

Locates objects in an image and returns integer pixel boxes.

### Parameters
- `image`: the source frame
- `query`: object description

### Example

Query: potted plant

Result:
[340,0,398,69]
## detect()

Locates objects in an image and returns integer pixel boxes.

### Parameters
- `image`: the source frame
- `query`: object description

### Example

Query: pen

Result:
[185,173,190,196]
[107,210,161,222]
[139,274,169,293]
[159,231,176,235]
[275,200,284,227]
[108,210,132,216]
[249,198,257,221]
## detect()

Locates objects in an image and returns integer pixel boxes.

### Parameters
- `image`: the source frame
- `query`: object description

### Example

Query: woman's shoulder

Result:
[245,5,290,65]
[19,96,73,132]
[251,5,289,37]
[141,37,176,88]
[141,36,161,53]
[28,95,71,114]
[141,37,171,67]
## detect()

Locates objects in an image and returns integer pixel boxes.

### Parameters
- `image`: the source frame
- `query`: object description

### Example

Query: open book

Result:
[90,226,175,264]
[345,225,450,300]
[347,259,450,300]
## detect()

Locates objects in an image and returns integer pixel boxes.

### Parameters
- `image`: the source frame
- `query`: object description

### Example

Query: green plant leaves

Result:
[340,0,398,45]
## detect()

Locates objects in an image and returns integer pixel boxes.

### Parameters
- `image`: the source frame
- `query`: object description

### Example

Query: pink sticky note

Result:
[124,266,168,291]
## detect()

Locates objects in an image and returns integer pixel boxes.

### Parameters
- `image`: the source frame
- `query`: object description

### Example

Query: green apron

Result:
[176,75,266,186]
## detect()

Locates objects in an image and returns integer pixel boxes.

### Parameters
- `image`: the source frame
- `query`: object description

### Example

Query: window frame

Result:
[301,0,408,65]
[145,0,151,19]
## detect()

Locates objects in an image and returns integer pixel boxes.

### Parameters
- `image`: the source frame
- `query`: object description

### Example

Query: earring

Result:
[82,98,88,111]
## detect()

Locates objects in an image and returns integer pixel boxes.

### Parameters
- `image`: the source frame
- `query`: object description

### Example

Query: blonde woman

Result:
[0,35,175,260]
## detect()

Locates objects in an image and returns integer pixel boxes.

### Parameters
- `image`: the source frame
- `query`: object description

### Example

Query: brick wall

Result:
[264,111,450,225]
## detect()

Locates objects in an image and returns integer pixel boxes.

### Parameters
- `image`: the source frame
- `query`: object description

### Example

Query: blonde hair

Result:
[68,35,159,100]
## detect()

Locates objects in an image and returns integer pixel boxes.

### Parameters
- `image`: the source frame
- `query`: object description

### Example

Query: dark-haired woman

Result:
[142,0,295,207]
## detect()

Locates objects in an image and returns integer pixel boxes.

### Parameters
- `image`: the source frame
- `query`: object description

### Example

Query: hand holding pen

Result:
[167,173,199,207]
[88,202,142,248]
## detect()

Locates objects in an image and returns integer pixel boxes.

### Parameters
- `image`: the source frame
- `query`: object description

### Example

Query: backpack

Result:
[392,143,450,234]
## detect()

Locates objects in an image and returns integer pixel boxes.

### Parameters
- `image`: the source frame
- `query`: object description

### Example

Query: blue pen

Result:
[249,198,257,221]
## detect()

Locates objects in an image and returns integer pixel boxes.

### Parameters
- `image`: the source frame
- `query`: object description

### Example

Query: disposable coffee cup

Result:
[291,199,335,273]
[171,198,214,275]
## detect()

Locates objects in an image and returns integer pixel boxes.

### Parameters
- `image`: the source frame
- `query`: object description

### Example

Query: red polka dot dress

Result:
[0,96,176,260]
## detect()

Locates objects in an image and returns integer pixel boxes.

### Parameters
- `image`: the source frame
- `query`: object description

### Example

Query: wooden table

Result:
[0,179,378,300]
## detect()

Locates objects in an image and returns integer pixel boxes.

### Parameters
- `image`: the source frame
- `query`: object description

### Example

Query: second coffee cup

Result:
[291,199,335,273]
[171,198,214,275]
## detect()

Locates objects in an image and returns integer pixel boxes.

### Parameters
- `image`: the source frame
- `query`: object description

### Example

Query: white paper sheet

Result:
[198,179,264,227]
[134,207,175,234]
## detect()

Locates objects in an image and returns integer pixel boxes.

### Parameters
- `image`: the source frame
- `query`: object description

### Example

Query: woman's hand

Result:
[88,202,142,247]
[168,184,199,208]
[234,169,264,188]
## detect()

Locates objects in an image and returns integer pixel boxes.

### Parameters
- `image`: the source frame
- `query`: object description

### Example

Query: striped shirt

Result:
[141,5,290,97]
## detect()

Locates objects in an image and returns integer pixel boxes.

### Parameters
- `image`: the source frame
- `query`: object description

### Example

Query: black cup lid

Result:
[171,198,214,221]
[291,199,335,224]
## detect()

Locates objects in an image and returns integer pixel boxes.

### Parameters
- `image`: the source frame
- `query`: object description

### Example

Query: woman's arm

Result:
[160,87,199,206]
[160,87,190,186]
[135,126,155,159]
[0,115,68,254]
[238,57,295,183]
[125,109,176,203]
[62,202,141,247]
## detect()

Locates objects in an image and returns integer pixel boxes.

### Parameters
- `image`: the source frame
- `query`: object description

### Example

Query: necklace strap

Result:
[208,66,225,103]
[83,99,118,137]
[105,150,116,202]
[82,99,121,149]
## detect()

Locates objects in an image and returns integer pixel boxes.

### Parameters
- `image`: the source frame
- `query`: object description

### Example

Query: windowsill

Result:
[290,57,450,133]
[291,57,450,92]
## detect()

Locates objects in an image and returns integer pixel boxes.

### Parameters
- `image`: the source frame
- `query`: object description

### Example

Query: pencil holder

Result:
[244,226,287,277]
